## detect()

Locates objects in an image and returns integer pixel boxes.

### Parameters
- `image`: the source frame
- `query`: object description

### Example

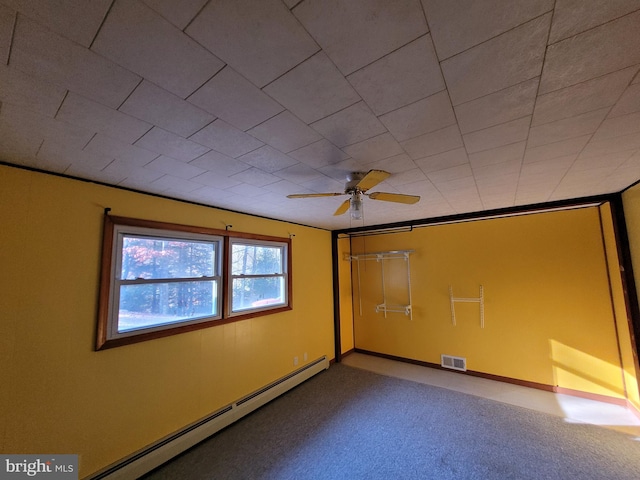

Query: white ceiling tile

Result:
[456,79,538,135]
[107,159,164,185]
[383,168,428,186]
[57,92,152,144]
[401,125,463,159]
[428,163,473,183]
[441,14,550,105]
[11,16,140,108]
[573,150,635,172]
[3,0,111,47]
[540,10,640,94]
[227,183,265,198]
[142,0,208,29]
[188,67,284,131]
[237,145,297,173]
[145,155,206,179]
[311,101,387,148]
[463,116,531,154]
[367,153,418,174]
[300,175,345,194]
[293,0,427,75]
[119,81,214,138]
[150,174,204,193]
[468,142,526,169]
[229,167,280,187]
[247,111,322,153]
[473,158,521,180]
[190,171,242,190]
[263,52,361,124]
[186,0,318,88]
[533,67,637,126]
[274,163,324,184]
[134,127,210,161]
[414,147,468,173]
[84,133,158,166]
[549,0,640,43]
[528,108,609,148]
[190,150,250,177]
[0,64,66,117]
[347,35,444,115]
[342,133,403,162]
[593,111,640,140]
[92,0,224,99]
[523,135,591,163]
[380,90,455,142]
[34,138,85,172]
[609,82,640,117]
[189,119,264,158]
[423,0,553,59]
[288,139,350,168]
[264,179,317,195]
[0,5,15,64]
[66,160,127,184]
[580,131,640,159]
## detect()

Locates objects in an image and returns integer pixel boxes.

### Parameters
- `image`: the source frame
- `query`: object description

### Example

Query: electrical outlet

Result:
[303,352,308,362]
[293,356,299,366]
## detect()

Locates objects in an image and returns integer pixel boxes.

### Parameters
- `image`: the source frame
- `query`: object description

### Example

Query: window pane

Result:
[118,281,218,332]
[121,236,215,280]
[232,277,285,312]
[231,244,283,275]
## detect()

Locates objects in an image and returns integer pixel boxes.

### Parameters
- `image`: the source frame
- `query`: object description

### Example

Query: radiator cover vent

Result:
[441,354,467,371]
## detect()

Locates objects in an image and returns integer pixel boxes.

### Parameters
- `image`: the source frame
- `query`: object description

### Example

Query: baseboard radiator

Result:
[89,356,329,480]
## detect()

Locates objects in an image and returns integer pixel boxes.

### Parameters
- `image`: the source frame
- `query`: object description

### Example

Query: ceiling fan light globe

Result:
[350,194,363,220]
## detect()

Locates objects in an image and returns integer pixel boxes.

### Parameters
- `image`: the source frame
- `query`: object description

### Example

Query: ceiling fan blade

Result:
[333,199,351,216]
[355,169,391,192]
[287,193,343,198]
[368,192,420,204]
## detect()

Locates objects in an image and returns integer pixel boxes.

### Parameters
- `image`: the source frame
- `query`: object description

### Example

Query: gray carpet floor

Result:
[143,363,640,479]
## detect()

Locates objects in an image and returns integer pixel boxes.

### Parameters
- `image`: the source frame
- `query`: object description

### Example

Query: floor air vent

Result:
[441,354,467,371]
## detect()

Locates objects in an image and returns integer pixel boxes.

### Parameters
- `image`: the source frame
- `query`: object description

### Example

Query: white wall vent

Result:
[441,354,467,371]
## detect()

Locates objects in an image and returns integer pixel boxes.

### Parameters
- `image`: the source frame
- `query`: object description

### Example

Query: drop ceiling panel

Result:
[263,52,361,124]
[1,2,640,230]
[186,0,318,88]
[11,16,140,108]
[119,81,214,138]
[379,90,456,142]
[188,67,284,131]
[423,0,553,60]
[441,14,550,106]
[91,0,224,99]
[293,0,428,75]
[2,0,111,47]
[346,35,445,115]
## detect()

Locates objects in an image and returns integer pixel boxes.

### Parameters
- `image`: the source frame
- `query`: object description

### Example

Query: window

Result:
[229,239,288,315]
[97,215,291,349]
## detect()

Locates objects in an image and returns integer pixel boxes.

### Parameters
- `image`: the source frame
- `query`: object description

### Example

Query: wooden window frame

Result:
[97,215,292,350]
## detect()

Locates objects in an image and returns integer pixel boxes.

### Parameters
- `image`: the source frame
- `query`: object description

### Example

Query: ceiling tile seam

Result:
[373,86,448,119]
[52,89,70,120]
[544,104,621,201]
[537,63,640,98]
[341,31,432,81]
[87,0,115,50]
[435,62,483,210]
[181,0,213,34]
[258,46,323,92]
[452,75,540,111]
[5,7,17,66]
[512,14,554,204]
[430,9,555,63]
[114,76,144,111]
[547,6,640,46]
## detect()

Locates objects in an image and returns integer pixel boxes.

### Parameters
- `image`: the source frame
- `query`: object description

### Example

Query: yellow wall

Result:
[349,207,630,399]
[0,165,335,477]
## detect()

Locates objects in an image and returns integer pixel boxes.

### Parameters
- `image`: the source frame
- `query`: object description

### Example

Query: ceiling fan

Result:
[287,169,420,219]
